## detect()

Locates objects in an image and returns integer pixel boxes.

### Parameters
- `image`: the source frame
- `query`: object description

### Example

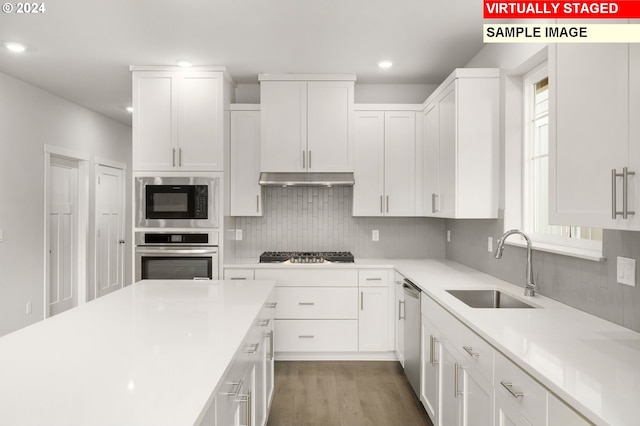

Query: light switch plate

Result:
[372,230,379,242]
[235,229,243,241]
[617,256,636,286]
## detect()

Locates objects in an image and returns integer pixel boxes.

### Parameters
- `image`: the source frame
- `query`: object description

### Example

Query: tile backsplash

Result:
[232,186,446,259]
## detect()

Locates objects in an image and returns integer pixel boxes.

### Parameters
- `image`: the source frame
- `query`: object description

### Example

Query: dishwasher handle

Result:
[402,280,421,299]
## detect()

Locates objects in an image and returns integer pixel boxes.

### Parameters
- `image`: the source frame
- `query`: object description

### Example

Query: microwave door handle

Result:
[135,248,219,255]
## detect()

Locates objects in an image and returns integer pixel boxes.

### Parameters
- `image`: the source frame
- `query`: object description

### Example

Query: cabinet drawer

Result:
[224,269,255,280]
[358,269,390,287]
[457,322,494,384]
[421,293,460,343]
[275,320,358,352]
[255,269,358,287]
[495,351,546,426]
[275,287,358,319]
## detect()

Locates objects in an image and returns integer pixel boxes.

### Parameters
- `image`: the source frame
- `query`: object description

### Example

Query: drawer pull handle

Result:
[454,363,462,397]
[463,346,480,358]
[298,302,315,306]
[366,277,382,281]
[265,302,277,309]
[500,381,525,399]
[298,335,315,339]
[221,380,242,396]
[430,335,439,366]
[230,277,247,280]
[258,319,270,327]
[245,343,260,354]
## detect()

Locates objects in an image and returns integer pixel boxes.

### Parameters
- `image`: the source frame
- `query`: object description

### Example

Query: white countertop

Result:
[0,279,275,426]
[226,257,640,425]
[392,259,639,426]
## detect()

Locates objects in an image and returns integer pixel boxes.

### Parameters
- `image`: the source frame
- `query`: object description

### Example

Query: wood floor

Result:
[266,361,434,426]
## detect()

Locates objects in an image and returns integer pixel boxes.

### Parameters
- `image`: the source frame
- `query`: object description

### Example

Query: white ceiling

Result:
[0,0,487,126]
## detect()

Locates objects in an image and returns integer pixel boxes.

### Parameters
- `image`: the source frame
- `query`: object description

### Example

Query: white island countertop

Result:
[0,279,275,426]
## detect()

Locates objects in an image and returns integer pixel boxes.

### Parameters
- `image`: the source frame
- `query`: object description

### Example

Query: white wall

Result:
[235,83,437,104]
[0,71,132,336]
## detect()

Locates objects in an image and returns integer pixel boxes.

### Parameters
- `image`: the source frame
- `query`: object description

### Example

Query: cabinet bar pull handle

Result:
[463,345,480,358]
[309,150,312,169]
[386,195,389,213]
[221,380,242,396]
[366,277,382,281]
[430,335,439,366]
[265,302,277,309]
[612,169,618,219]
[259,319,270,327]
[268,331,274,360]
[302,150,306,169]
[230,277,247,280]
[172,148,176,167]
[400,300,405,320]
[298,302,315,306]
[298,335,314,339]
[398,300,402,320]
[380,195,383,213]
[360,291,364,310]
[432,193,439,213]
[256,194,260,213]
[454,363,462,397]
[623,167,636,219]
[500,381,525,398]
[245,343,259,354]
[178,148,182,167]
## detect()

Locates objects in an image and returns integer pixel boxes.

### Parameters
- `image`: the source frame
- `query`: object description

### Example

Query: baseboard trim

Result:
[274,351,398,361]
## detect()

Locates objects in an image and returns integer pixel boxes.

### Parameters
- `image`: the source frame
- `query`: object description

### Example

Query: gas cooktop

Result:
[259,251,354,264]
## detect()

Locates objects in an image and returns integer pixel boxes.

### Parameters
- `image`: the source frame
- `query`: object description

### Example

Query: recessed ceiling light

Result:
[126,106,133,113]
[177,61,192,68]
[4,42,26,53]
[378,60,393,69]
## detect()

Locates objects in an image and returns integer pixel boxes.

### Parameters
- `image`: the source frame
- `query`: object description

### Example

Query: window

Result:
[521,63,603,256]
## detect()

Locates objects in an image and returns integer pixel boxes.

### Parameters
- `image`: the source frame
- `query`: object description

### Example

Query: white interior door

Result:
[48,156,79,316]
[96,164,124,298]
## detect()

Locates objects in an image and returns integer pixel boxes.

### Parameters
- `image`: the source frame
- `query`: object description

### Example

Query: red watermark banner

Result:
[484,1,640,19]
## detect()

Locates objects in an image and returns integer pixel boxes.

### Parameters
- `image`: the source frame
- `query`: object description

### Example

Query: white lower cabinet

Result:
[253,268,393,357]
[395,272,405,366]
[421,292,589,426]
[213,290,275,426]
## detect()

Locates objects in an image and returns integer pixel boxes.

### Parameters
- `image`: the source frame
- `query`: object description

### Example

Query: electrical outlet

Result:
[26,302,32,315]
[235,229,243,241]
[487,237,493,253]
[617,256,636,286]
[372,230,379,242]
[447,230,451,242]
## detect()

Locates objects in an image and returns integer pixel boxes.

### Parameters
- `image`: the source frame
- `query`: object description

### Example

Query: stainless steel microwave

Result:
[135,176,219,228]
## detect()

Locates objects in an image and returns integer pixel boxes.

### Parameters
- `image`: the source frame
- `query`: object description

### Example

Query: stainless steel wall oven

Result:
[135,231,219,281]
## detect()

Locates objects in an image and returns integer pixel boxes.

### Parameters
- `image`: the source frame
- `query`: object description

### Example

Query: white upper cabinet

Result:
[230,106,262,216]
[259,75,355,173]
[132,69,225,171]
[422,69,500,219]
[353,107,418,217]
[550,43,640,230]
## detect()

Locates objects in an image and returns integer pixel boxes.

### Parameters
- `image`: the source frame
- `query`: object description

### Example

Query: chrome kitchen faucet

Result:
[494,229,536,297]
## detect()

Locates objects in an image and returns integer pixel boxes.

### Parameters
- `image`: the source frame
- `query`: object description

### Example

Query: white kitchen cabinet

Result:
[358,286,390,352]
[547,393,591,426]
[353,108,418,216]
[422,69,500,219]
[230,106,262,216]
[259,76,355,173]
[495,392,532,426]
[550,43,640,230]
[420,315,440,423]
[132,69,225,171]
[395,273,405,366]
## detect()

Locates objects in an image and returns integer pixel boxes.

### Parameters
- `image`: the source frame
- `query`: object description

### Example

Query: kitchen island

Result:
[0,279,275,426]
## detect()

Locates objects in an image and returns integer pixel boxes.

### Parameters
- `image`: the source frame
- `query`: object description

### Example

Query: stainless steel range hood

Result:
[259,172,355,187]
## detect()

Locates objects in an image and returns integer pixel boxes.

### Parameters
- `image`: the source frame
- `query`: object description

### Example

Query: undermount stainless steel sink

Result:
[446,290,536,309]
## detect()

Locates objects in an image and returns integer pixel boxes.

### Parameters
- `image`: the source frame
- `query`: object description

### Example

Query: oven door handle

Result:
[135,248,219,255]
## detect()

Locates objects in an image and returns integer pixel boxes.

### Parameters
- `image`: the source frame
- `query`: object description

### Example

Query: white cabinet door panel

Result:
[274,320,358,352]
[438,84,457,218]
[358,286,390,351]
[260,81,307,172]
[231,109,262,216]
[254,269,357,287]
[550,44,629,228]
[423,103,440,216]
[420,315,439,423]
[353,111,385,216]
[384,111,416,216]
[307,81,353,172]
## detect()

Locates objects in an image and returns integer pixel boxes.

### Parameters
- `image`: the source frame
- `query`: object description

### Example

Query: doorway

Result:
[95,162,126,298]
[45,147,89,318]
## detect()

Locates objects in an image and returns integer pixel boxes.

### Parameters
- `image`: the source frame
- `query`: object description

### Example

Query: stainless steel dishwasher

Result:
[403,279,421,397]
